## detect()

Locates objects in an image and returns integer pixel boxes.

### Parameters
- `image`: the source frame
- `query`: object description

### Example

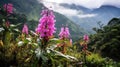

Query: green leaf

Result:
[10,23,22,28]
[0,27,4,32]
[13,29,20,32]
[48,38,61,44]
[49,48,78,61]
[18,41,24,47]
[24,39,30,44]
[32,43,38,47]
[41,54,48,62]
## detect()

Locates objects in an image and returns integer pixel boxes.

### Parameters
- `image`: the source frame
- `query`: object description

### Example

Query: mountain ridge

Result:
[59,3,120,33]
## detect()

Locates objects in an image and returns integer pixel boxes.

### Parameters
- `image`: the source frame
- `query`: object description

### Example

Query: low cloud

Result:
[40,0,97,19]
[78,14,97,18]
[39,0,120,9]
[41,1,82,16]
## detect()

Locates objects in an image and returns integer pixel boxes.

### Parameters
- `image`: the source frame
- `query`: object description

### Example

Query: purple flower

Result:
[59,26,70,39]
[22,24,28,34]
[3,3,13,14]
[83,34,89,41]
[36,9,56,39]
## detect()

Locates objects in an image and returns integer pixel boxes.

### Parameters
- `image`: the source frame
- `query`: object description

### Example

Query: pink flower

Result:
[83,34,89,41]
[3,3,13,14]
[35,27,40,34]
[59,26,70,39]
[36,9,56,39]
[22,24,28,34]
[70,39,72,45]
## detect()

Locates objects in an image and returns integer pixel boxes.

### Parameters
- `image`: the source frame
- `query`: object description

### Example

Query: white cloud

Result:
[40,0,97,18]
[103,0,120,8]
[41,1,82,15]
[78,14,97,18]
[41,0,63,3]
[38,0,119,19]
[40,0,120,9]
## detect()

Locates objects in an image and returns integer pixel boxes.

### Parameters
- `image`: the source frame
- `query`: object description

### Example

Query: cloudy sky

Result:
[41,0,120,8]
[39,0,120,18]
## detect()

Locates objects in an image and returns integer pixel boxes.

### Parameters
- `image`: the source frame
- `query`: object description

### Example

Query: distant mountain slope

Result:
[60,4,120,33]
[0,0,86,41]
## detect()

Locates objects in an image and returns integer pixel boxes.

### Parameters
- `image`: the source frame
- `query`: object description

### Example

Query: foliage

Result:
[85,53,120,67]
[89,18,120,61]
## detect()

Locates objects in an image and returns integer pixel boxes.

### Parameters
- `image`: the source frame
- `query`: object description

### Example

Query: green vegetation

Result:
[0,0,120,67]
[89,18,120,61]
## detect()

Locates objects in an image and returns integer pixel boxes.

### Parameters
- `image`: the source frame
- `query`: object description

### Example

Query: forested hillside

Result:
[89,18,120,61]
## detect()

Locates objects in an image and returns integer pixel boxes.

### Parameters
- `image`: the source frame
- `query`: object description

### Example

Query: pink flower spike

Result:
[22,24,28,35]
[3,3,13,14]
[83,34,89,41]
[59,26,70,39]
[36,9,56,38]
[65,27,70,38]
